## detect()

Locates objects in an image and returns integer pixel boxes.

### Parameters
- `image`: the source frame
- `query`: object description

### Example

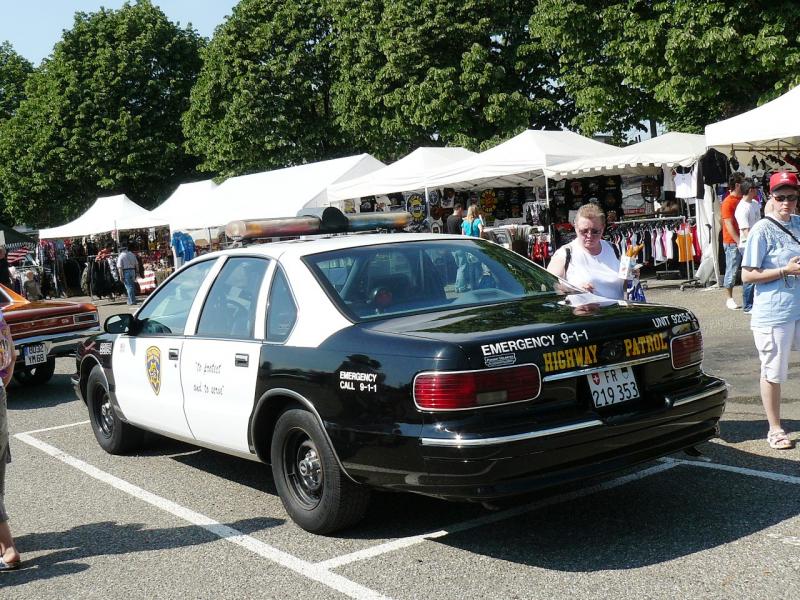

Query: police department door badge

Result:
[146,346,161,395]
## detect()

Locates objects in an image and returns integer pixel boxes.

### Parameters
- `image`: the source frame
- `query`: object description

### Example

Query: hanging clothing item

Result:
[664,229,675,260]
[662,166,676,192]
[653,229,666,264]
[691,224,702,259]
[696,149,730,198]
[675,229,694,263]
[674,170,695,199]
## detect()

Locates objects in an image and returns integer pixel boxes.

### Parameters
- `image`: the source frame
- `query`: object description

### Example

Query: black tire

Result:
[271,408,370,534]
[86,365,143,454]
[14,357,56,386]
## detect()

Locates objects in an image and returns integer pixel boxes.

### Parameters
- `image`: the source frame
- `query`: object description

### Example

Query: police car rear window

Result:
[305,239,566,320]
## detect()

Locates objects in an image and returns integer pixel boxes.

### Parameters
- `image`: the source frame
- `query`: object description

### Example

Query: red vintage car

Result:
[1,285,100,385]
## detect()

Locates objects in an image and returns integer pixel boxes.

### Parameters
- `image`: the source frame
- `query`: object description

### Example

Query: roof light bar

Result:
[225,207,411,240]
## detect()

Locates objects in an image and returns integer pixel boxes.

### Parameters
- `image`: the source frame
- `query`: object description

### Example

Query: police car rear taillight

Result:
[413,364,541,411]
[670,331,703,369]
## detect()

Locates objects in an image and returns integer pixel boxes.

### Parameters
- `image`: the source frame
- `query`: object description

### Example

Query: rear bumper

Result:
[13,327,102,363]
[406,376,727,500]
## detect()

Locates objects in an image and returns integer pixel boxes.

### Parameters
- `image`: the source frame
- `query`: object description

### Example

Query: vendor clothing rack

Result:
[610,216,692,280]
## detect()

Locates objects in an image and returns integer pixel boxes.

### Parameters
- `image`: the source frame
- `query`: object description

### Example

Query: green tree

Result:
[183,0,349,179]
[329,0,568,160]
[0,41,33,122]
[530,0,666,139]
[0,0,203,227]
[531,0,800,138]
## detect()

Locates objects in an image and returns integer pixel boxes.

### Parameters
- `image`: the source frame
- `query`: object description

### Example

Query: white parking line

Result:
[18,419,800,584]
[19,420,90,435]
[14,432,391,600]
[666,457,800,485]
[766,533,800,547]
[317,461,677,570]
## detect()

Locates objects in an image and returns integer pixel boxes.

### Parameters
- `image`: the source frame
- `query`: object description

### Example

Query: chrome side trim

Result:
[420,419,603,447]
[668,383,727,407]
[542,353,669,382]
[13,327,101,349]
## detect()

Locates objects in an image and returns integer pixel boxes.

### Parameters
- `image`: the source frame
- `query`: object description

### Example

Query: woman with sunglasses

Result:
[742,172,800,450]
[547,203,625,300]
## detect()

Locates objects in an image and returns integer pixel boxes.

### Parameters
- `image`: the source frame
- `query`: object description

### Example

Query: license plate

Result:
[23,343,47,366]
[588,367,640,408]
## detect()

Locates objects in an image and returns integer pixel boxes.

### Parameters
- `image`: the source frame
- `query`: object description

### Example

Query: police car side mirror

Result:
[104,313,137,335]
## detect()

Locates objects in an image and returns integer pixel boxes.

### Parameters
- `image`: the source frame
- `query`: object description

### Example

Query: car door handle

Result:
[168,348,179,361]
[235,354,249,367]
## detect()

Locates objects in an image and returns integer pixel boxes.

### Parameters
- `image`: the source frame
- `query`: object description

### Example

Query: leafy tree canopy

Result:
[0,41,33,122]
[183,0,350,179]
[329,0,570,160]
[0,0,203,226]
[531,0,800,138]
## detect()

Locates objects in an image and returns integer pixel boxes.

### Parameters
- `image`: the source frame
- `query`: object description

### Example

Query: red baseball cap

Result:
[769,171,799,193]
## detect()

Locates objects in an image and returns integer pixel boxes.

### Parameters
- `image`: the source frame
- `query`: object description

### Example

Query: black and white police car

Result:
[73,209,726,534]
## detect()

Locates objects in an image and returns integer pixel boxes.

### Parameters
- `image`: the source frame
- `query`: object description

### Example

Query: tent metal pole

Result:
[544,173,550,208]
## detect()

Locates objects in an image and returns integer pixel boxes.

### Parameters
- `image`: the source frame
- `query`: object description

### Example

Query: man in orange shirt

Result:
[721,173,745,309]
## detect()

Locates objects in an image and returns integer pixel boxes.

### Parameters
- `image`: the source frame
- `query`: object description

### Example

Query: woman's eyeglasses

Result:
[577,228,602,235]
[774,194,799,202]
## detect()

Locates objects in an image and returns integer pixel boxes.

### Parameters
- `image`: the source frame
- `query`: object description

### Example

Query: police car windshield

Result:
[305,239,575,321]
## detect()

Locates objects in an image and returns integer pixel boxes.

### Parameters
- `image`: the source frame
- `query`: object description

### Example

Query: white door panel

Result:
[113,336,190,437]
[180,339,261,452]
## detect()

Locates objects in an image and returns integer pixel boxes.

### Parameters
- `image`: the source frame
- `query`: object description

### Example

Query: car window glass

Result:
[196,257,269,339]
[266,268,297,343]
[315,256,355,292]
[305,240,570,321]
[137,260,216,335]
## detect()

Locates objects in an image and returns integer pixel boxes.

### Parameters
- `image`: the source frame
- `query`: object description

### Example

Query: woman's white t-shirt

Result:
[562,239,624,300]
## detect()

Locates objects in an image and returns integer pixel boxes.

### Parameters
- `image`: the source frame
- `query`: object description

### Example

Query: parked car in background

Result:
[0,284,100,385]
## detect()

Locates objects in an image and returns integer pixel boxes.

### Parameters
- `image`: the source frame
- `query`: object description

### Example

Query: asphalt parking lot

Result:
[3,284,799,599]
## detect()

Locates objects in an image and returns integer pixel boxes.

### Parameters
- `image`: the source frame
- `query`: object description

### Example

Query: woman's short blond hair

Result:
[465,204,480,221]
[575,203,606,224]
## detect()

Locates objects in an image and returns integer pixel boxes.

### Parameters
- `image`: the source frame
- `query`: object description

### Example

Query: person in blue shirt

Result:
[742,171,800,450]
[460,205,484,237]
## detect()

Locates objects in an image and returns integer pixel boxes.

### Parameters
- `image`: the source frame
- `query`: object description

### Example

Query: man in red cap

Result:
[741,170,800,449]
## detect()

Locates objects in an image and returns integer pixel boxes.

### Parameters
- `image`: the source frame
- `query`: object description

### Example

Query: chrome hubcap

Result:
[298,448,321,492]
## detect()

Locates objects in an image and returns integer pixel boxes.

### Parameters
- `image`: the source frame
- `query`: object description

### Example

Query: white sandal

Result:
[767,429,794,450]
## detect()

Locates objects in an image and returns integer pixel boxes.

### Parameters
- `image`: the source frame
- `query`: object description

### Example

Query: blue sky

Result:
[0,1,240,65]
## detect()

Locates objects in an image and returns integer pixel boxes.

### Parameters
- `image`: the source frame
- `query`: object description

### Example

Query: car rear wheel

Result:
[14,357,56,386]
[271,408,370,534]
[86,365,143,454]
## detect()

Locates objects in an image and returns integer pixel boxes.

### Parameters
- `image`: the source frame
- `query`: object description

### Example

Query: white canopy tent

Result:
[705,84,800,152]
[211,153,384,225]
[326,147,476,201]
[548,132,707,178]
[39,194,169,239]
[150,179,218,231]
[424,130,618,191]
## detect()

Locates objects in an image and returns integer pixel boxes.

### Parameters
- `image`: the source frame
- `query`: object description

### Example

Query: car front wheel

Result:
[271,408,370,534]
[86,365,143,454]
